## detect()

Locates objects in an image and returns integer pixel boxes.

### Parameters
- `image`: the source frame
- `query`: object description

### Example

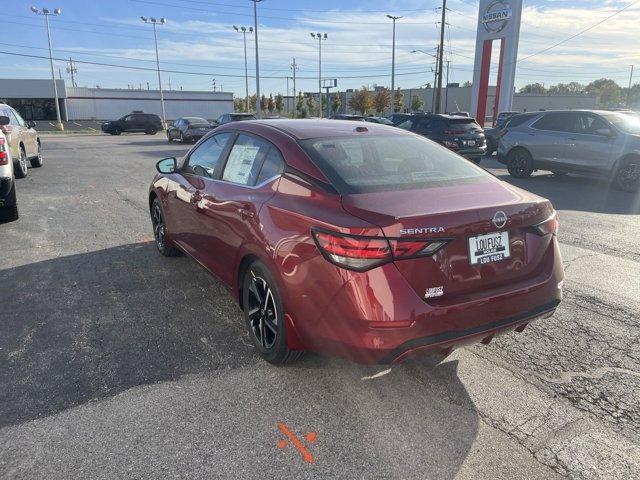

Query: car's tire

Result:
[0,182,18,223]
[242,260,304,364]
[179,132,185,143]
[167,132,174,143]
[506,148,534,178]
[145,128,157,135]
[613,157,640,192]
[14,146,28,179]
[30,141,43,168]
[150,197,181,257]
[111,127,122,136]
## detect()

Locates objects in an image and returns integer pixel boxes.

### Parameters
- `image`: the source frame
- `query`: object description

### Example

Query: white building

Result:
[0,79,233,121]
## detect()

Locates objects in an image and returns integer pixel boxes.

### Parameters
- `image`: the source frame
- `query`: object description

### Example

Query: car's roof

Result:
[234,118,408,140]
[230,112,255,116]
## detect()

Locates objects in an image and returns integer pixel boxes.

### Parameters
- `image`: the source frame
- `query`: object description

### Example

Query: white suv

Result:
[0,126,17,222]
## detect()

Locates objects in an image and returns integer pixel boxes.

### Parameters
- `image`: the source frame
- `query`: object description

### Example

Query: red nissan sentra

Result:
[149,119,563,364]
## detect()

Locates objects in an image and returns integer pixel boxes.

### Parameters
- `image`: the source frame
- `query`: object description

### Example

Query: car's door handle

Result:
[190,191,202,205]
[239,208,255,220]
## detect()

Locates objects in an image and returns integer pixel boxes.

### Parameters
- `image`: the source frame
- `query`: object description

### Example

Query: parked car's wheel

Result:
[145,128,157,135]
[242,260,304,364]
[150,197,181,257]
[507,148,534,178]
[30,141,43,168]
[613,157,640,192]
[110,127,122,136]
[486,138,496,155]
[0,182,18,223]
[167,131,173,143]
[14,146,28,179]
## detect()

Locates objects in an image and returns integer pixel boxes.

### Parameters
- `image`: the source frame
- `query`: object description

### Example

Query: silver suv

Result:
[0,127,17,222]
[497,110,640,191]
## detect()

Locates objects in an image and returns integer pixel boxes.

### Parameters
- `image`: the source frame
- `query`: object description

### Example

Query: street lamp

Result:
[250,0,263,119]
[234,25,253,113]
[310,32,327,118]
[141,16,167,128]
[387,15,402,113]
[31,6,64,130]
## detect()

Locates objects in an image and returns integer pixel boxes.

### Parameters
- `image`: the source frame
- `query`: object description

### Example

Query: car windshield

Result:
[300,135,491,193]
[231,114,256,120]
[601,112,640,134]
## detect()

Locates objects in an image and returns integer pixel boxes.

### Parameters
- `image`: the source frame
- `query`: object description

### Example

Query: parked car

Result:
[445,111,470,117]
[364,116,394,125]
[215,113,256,125]
[497,110,640,191]
[149,119,563,364]
[0,124,18,222]
[167,117,215,143]
[331,114,365,121]
[396,113,486,162]
[101,112,163,135]
[485,111,521,155]
[0,103,42,179]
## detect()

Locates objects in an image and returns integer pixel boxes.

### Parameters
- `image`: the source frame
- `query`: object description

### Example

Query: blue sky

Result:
[1,0,637,96]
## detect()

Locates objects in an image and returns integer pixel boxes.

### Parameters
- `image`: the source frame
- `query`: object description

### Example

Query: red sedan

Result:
[149,119,563,364]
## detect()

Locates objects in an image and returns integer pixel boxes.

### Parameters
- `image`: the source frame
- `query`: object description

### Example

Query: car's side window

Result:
[184,132,233,178]
[531,113,573,132]
[396,119,413,130]
[414,117,433,132]
[257,148,285,184]
[221,134,270,186]
[575,114,609,135]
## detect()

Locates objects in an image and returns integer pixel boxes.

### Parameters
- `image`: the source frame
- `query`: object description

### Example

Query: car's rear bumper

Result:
[458,147,486,159]
[302,237,563,364]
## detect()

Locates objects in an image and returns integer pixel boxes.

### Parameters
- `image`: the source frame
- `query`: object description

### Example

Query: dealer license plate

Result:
[469,231,510,265]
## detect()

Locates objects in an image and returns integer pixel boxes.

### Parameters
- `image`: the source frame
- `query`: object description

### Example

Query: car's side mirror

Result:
[0,116,10,126]
[156,157,177,174]
[594,128,613,137]
[27,120,36,129]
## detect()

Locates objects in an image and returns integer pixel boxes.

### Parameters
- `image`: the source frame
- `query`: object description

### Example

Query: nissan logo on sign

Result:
[482,0,512,34]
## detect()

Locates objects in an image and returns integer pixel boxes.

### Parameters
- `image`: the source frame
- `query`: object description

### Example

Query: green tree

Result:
[519,83,547,94]
[411,95,424,112]
[548,82,585,95]
[260,94,268,112]
[461,80,472,87]
[373,88,391,115]
[296,91,305,117]
[267,94,275,113]
[393,87,404,112]
[624,83,640,107]
[248,94,257,112]
[275,93,284,113]
[233,97,245,112]
[321,94,327,115]
[331,92,342,115]
[306,94,317,116]
[586,78,622,107]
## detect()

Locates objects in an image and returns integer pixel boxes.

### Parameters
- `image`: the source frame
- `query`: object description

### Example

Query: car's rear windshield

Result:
[300,135,491,194]
[231,114,256,120]
[443,118,481,131]
[186,117,208,124]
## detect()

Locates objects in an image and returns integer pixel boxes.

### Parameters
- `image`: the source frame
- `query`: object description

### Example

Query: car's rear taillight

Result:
[527,211,559,236]
[312,228,449,271]
[0,137,7,166]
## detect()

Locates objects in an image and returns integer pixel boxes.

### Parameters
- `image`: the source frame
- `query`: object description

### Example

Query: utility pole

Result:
[432,47,439,112]
[434,0,447,113]
[212,78,217,92]
[251,0,263,119]
[291,57,298,118]
[141,16,167,128]
[66,57,77,87]
[628,65,634,106]
[31,6,64,130]
[311,33,327,118]
[444,60,450,113]
[233,25,253,113]
[387,15,402,113]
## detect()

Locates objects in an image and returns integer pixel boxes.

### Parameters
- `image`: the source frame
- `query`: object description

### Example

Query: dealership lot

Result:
[0,135,638,479]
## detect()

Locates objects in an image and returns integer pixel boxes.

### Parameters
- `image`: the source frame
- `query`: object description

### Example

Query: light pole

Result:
[141,16,167,129]
[250,0,263,119]
[311,33,327,118]
[233,25,253,113]
[387,15,402,113]
[31,6,63,130]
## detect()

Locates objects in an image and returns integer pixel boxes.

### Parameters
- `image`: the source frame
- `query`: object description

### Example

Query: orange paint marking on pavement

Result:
[306,432,317,443]
[277,423,315,463]
[277,439,287,449]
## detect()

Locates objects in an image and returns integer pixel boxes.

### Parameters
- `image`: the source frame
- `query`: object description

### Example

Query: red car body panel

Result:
[150,120,563,364]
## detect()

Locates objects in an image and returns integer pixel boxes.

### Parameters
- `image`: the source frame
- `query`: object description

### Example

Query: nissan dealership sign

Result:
[482,0,513,34]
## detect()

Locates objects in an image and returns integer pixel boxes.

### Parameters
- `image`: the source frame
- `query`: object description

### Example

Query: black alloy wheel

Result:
[614,159,640,192]
[14,147,28,178]
[150,198,180,257]
[507,149,534,178]
[30,142,43,168]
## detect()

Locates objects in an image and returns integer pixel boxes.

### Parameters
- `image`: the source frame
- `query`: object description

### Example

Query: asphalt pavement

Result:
[0,134,638,479]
